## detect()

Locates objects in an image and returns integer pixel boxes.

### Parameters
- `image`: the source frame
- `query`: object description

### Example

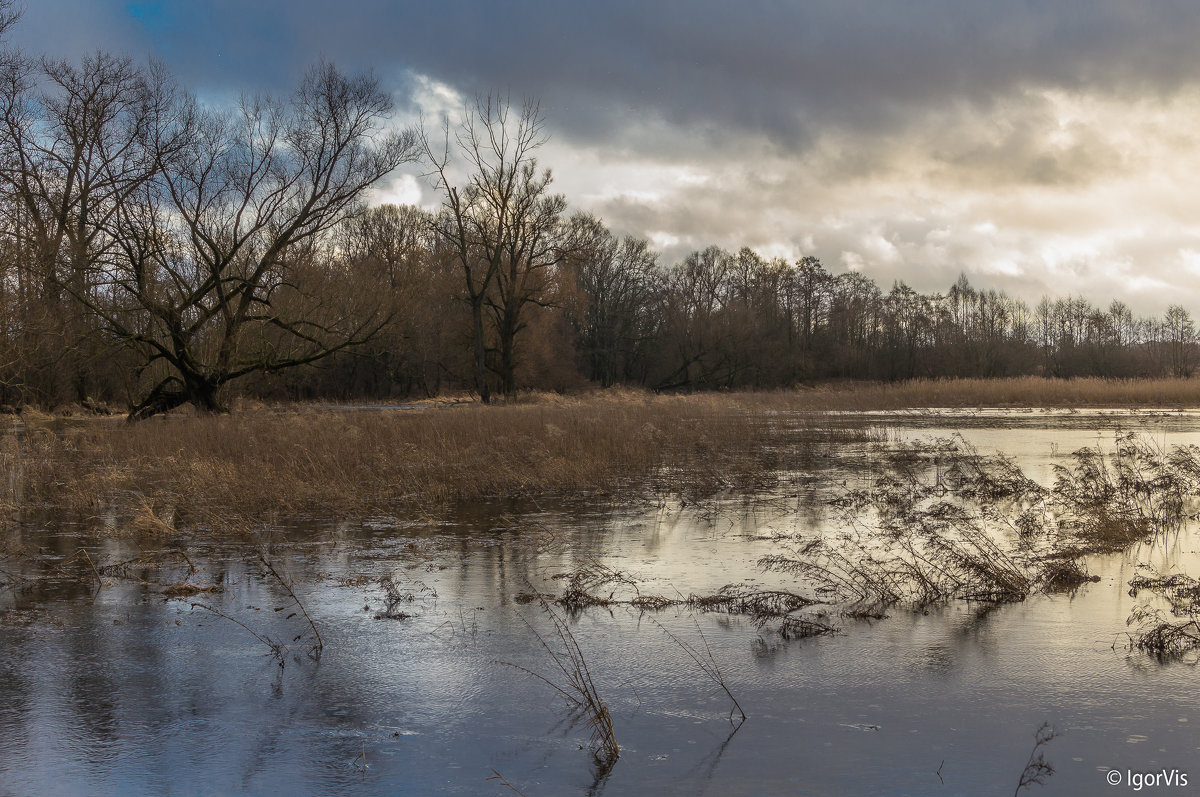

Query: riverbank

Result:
[5,377,1199,530]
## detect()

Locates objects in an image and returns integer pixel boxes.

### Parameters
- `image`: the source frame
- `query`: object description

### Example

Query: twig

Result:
[486,769,528,796]
[649,615,746,725]
[1014,722,1059,796]
[258,551,323,658]
[190,601,287,666]
[353,739,366,776]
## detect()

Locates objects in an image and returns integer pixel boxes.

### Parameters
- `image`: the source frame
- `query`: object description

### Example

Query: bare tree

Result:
[1165,304,1196,378]
[564,213,659,386]
[75,61,417,418]
[0,51,172,404]
[421,94,566,401]
[0,0,18,41]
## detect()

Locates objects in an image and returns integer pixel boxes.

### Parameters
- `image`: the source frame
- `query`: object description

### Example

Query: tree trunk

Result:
[472,297,490,404]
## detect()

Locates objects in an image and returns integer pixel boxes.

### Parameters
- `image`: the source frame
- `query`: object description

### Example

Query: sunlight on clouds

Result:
[860,232,901,264]
[1037,237,1107,275]
[369,174,425,208]
[404,72,465,121]
[375,65,1200,317]
[1179,249,1200,277]
[647,231,680,250]
[756,242,797,262]
[840,251,866,271]
[543,81,1200,314]
[980,259,1022,277]
[1122,273,1174,294]
[545,143,714,207]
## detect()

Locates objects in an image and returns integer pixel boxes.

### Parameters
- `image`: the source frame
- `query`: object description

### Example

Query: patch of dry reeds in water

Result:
[12,376,1200,527]
[13,389,875,524]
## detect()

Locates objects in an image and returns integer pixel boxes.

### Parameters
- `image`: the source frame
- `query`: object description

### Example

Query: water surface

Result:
[2,411,1199,795]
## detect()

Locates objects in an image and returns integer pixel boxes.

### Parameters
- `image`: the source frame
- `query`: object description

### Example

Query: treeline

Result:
[0,14,1196,414]
[288,220,1200,401]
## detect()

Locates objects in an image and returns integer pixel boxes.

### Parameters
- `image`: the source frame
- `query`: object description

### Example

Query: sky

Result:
[10,0,1200,313]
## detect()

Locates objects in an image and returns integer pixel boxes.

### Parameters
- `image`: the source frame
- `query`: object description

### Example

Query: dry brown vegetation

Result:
[6,389,886,527]
[747,430,1198,618]
[513,596,620,771]
[534,561,837,641]
[6,379,1200,532]
[1125,566,1200,659]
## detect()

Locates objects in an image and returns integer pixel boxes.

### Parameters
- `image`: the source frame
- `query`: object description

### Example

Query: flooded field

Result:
[3,409,1200,795]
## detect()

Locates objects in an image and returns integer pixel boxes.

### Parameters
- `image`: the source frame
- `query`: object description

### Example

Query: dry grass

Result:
[9,389,879,527]
[1127,606,1200,658]
[8,377,1200,530]
[1052,433,1200,551]
[765,430,1196,614]
[1125,565,1200,659]
[1013,722,1059,796]
[513,597,620,769]
[518,376,1200,411]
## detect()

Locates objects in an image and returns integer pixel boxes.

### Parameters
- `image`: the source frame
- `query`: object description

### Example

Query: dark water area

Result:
[3,412,1200,795]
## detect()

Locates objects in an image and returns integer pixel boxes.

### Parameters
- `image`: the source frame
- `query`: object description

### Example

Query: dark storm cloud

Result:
[11,1,1200,313]
[11,1,1200,148]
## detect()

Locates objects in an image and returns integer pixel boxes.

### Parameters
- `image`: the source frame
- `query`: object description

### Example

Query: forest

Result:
[1,19,1196,416]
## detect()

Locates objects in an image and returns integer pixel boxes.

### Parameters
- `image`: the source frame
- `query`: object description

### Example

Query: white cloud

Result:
[369,174,425,208]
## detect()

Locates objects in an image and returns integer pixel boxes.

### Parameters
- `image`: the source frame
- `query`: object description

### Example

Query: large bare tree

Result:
[73,62,418,418]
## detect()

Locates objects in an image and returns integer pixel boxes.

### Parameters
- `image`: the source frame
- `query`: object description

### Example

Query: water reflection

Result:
[3,414,1200,794]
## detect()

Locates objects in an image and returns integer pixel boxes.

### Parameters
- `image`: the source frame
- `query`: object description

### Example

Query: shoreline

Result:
[5,378,1200,532]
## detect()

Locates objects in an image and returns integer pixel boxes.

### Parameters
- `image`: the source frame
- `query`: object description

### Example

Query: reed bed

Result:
[6,377,1200,530]
[516,376,1200,411]
[7,390,882,528]
[757,431,1199,616]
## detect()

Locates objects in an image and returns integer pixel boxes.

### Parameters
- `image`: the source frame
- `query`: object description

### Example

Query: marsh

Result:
[3,403,1198,794]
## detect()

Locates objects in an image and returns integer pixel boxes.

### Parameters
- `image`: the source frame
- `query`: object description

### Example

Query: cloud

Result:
[9,2,1200,313]
[16,2,1200,142]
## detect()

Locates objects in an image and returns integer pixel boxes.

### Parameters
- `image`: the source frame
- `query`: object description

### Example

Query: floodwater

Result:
[3,410,1200,796]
